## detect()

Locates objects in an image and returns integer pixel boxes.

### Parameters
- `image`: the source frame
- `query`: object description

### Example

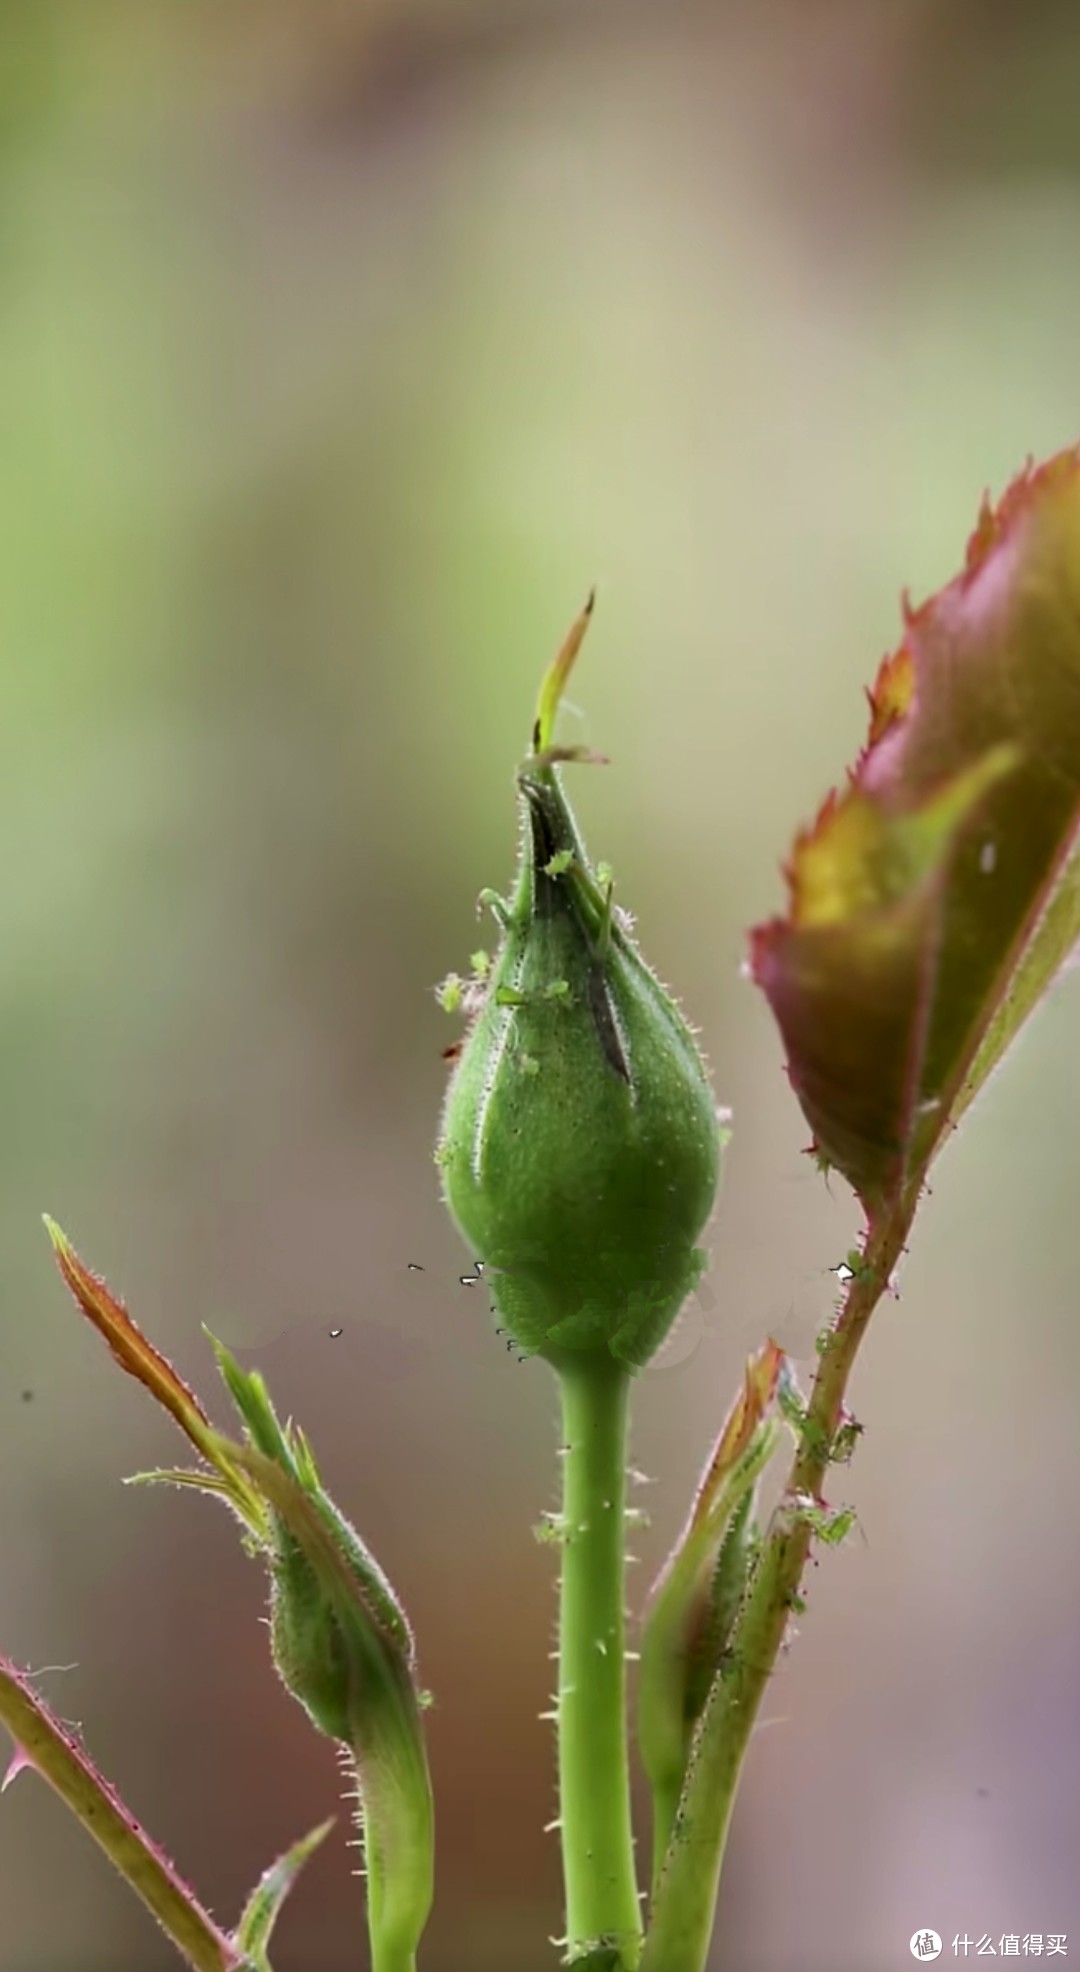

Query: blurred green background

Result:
[2,3,1080,1968]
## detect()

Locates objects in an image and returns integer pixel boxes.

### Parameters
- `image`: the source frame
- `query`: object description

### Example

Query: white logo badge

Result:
[910,1932,943,1961]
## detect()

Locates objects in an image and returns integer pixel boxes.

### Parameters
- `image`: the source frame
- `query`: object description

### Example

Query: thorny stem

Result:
[0,1653,243,1972]
[556,1358,642,1968]
[640,1190,918,1972]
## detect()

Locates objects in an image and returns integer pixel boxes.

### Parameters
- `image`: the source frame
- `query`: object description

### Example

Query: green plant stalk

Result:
[361,1741,435,1972]
[556,1357,642,1967]
[0,1654,243,1972]
[649,1773,681,1906]
[640,1193,917,1972]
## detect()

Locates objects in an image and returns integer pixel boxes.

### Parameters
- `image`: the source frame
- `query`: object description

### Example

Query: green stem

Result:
[362,1742,435,1972]
[367,1856,419,1972]
[556,1358,642,1967]
[0,1653,241,1972]
[640,1194,917,1972]
[649,1777,680,1899]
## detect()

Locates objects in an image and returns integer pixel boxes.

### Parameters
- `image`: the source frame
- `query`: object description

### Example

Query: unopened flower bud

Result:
[437,601,723,1369]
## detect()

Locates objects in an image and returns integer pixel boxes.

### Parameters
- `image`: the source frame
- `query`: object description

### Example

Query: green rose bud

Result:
[437,600,723,1370]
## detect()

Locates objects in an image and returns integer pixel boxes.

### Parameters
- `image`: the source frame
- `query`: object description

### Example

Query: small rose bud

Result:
[42,1221,433,1968]
[210,1342,421,1745]
[437,601,723,1369]
[638,1340,784,1881]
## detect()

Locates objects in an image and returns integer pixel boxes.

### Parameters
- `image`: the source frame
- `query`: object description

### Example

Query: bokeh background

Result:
[2,3,1080,1968]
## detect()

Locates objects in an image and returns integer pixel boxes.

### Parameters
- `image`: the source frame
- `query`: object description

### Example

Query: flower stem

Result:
[556,1358,642,1967]
[361,1740,435,1972]
[640,1194,916,1972]
[0,1652,241,1972]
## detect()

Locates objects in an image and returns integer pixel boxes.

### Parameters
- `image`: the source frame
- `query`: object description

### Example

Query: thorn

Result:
[1,1747,33,1792]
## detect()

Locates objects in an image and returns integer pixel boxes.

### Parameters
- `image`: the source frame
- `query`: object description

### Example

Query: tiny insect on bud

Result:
[436,601,724,1369]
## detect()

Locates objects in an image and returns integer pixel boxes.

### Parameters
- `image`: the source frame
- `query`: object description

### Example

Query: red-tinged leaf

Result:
[688,1337,785,1538]
[44,1220,268,1537]
[952,832,1080,1127]
[44,1217,215,1452]
[752,444,1080,1214]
